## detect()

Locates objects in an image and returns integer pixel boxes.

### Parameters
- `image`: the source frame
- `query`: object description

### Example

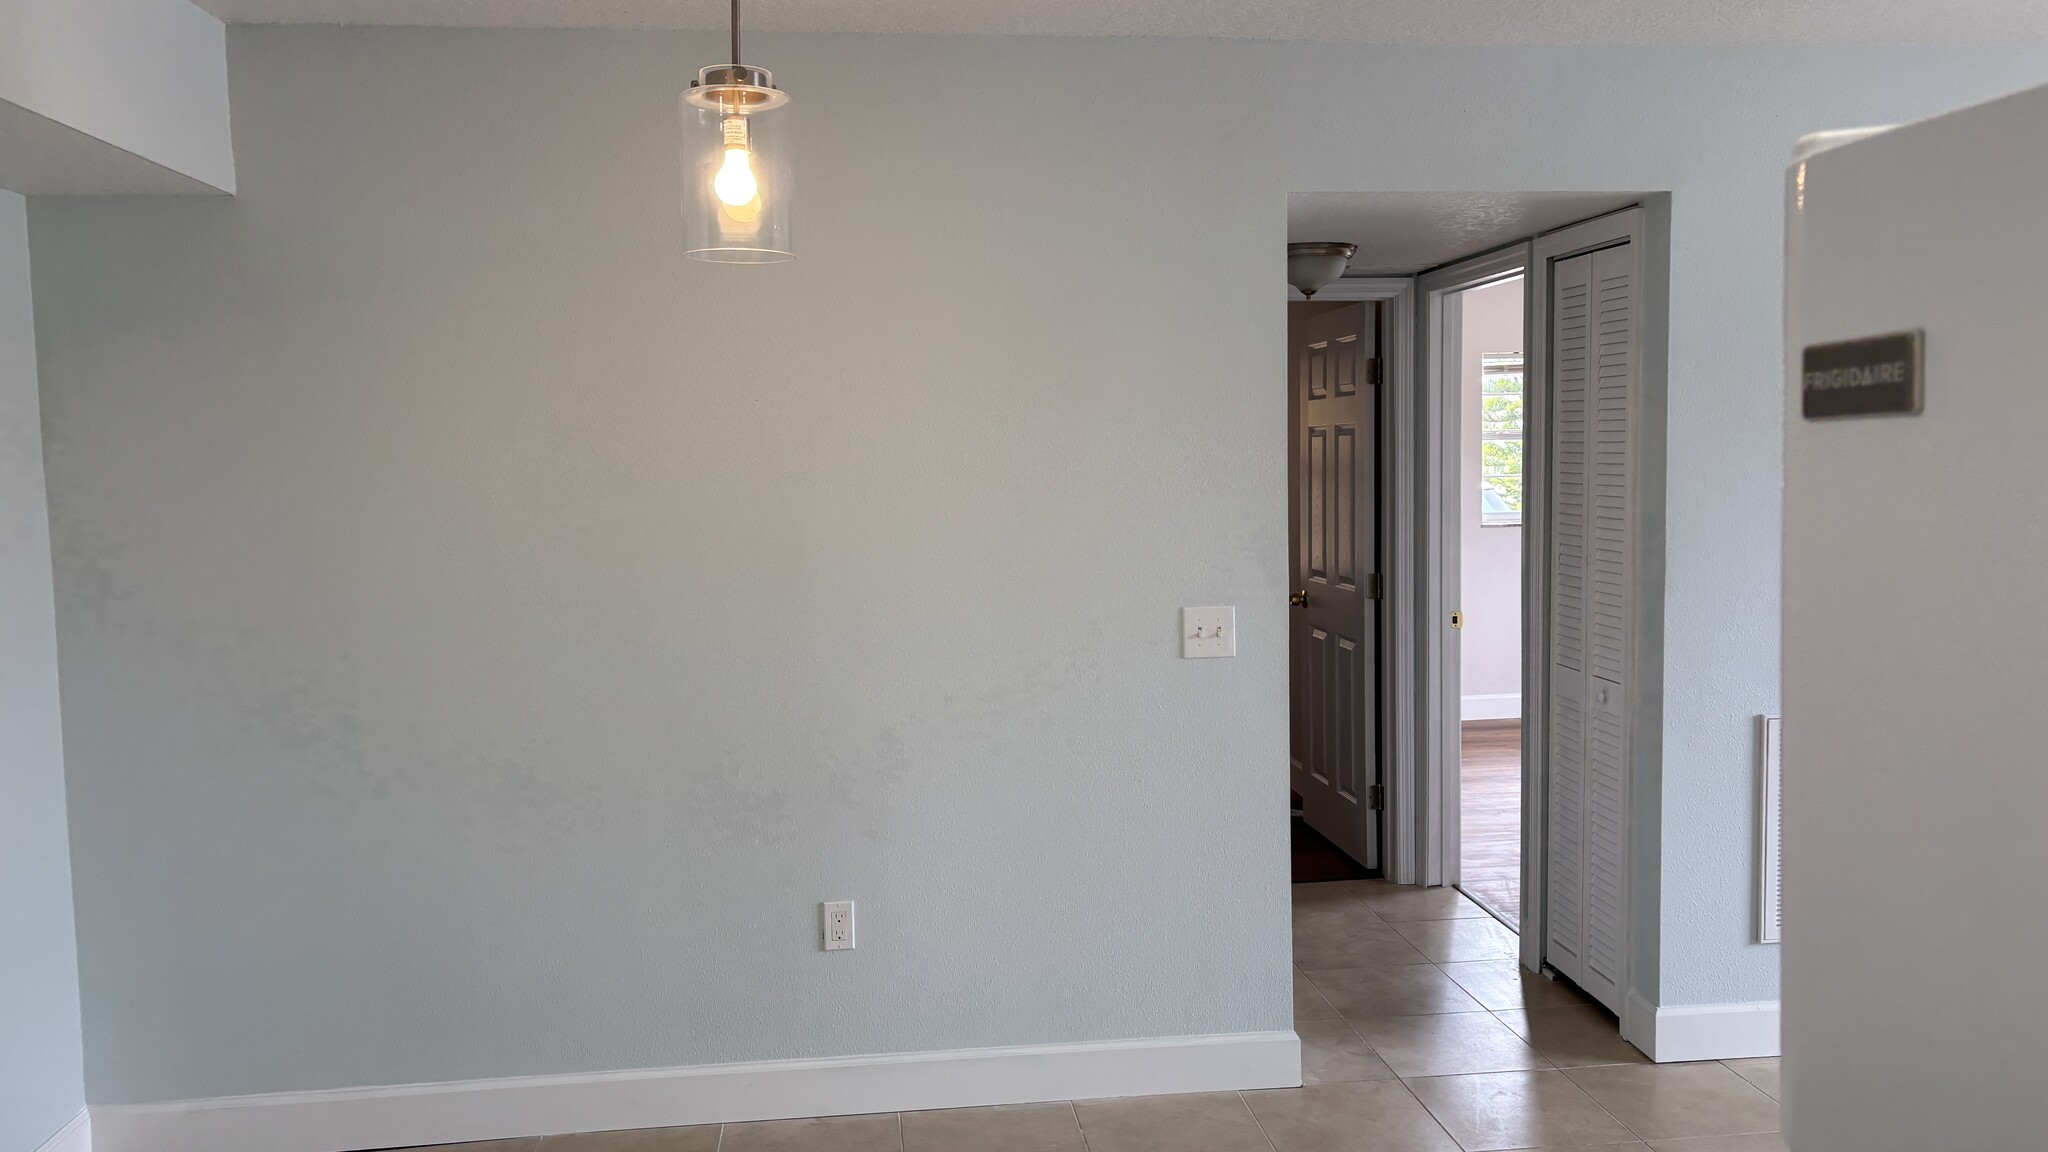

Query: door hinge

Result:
[1367,573,1382,600]
[1367,784,1384,811]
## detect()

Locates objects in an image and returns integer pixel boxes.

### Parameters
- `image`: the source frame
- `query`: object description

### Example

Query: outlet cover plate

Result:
[822,901,855,951]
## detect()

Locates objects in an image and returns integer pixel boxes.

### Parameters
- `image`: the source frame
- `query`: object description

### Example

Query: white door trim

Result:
[1290,276,1418,882]
[90,1031,1301,1152]
[1416,245,1530,891]
[33,1109,91,1152]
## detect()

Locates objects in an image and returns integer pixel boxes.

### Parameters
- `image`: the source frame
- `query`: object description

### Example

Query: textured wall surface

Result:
[27,28,2048,1104]
[0,189,86,1149]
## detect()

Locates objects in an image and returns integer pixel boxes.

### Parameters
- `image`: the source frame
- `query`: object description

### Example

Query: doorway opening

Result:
[1283,192,1665,1067]
[1451,277,1527,926]
[1417,205,1653,1018]
[1288,297,1385,883]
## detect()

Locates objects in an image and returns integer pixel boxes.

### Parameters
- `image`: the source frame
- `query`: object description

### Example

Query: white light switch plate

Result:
[1182,606,1236,658]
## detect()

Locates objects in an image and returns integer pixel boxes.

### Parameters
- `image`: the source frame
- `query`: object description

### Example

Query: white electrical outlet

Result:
[1181,606,1236,658]
[822,901,855,951]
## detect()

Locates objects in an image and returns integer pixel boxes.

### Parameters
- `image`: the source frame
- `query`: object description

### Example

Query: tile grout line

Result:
[1071,1099,1098,1152]
[1392,1059,1642,1151]
[1388,1075,1469,1152]
[1233,1090,1283,1152]
[1549,1063,1649,1147]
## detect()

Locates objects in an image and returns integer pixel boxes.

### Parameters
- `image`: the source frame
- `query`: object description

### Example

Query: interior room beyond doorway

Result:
[1455,275,1526,925]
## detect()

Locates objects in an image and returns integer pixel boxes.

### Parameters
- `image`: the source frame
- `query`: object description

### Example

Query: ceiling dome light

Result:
[683,0,792,263]
[1288,242,1357,299]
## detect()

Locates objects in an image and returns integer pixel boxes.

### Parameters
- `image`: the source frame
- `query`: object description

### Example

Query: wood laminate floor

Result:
[1459,719,1521,926]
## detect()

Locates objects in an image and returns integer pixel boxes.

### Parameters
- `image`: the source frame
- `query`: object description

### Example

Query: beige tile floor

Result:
[385,881,1784,1152]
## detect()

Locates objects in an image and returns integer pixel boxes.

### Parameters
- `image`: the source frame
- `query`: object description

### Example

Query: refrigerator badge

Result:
[1802,330,1922,418]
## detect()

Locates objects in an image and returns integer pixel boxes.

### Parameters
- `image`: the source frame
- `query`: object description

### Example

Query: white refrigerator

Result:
[1783,84,2048,1149]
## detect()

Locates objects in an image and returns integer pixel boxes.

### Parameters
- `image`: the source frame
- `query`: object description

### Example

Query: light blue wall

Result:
[27,29,2048,1103]
[0,189,85,1149]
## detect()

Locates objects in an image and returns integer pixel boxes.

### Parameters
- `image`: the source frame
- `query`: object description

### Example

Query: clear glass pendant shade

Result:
[682,65,792,263]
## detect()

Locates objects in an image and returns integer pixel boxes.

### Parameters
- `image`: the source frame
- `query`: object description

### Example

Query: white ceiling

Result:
[1288,191,1644,275]
[190,0,2048,43]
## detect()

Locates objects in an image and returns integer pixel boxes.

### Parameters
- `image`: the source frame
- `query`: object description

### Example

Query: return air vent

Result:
[1757,716,1783,944]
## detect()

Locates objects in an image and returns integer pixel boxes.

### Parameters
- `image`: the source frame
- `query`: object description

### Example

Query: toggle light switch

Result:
[1182,606,1236,658]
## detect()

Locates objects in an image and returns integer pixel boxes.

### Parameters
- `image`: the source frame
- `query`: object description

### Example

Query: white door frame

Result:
[1415,245,1532,892]
[1287,277,1418,883]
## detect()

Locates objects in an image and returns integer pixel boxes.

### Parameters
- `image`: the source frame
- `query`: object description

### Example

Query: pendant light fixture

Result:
[1287,242,1356,299]
[683,0,792,263]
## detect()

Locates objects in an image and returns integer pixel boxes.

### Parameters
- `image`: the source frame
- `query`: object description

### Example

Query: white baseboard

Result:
[33,1109,90,1152]
[1623,991,1780,1062]
[1460,693,1522,721]
[90,1031,1301,1152]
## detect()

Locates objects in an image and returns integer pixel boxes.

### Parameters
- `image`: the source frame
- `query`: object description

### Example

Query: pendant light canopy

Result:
[1287,242,1356,299]
[683,0,792,263]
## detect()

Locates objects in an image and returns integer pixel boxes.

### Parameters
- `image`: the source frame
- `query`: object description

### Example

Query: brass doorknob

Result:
[1290,589,1308,607]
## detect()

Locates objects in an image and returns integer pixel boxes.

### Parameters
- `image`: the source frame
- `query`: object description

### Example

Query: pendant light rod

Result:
[731,0,742,65]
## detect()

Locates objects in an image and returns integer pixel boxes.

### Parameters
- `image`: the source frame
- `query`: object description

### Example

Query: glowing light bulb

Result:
[715,148,757,207]
[713,115,758,208]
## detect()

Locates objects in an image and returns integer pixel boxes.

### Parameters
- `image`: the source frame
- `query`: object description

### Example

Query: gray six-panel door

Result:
[1290,302,1381,869]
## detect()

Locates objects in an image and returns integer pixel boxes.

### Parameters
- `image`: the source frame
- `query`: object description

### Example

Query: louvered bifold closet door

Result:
[1546,244,1634,1014]
[1580,244,1634,1008]
[1546,252,1592,987]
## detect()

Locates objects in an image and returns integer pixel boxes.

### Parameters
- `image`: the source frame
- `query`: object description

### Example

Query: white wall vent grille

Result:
[1758,715,1783,944]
